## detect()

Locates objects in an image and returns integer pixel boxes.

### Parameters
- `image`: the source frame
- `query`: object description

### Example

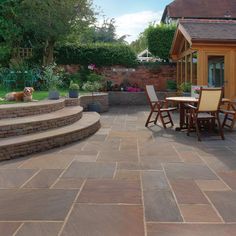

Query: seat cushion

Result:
[197,113,215,119]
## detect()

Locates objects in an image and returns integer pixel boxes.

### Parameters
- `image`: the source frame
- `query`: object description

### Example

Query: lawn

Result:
[0,88,88,105]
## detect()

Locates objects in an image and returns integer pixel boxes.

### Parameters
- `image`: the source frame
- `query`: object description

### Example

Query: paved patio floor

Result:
[1,106,236,236]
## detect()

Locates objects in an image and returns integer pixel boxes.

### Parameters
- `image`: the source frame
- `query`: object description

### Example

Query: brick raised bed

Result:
[108,91,178,106]
[79,93,109,112]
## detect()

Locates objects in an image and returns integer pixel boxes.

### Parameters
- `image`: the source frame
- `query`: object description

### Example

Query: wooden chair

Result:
[220,100,236,130]
[186,87,224,141]
[145,85,177,128]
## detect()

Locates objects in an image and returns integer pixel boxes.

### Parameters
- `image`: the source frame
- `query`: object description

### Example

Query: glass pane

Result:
[208,56,224,87]
[192,52,198,85]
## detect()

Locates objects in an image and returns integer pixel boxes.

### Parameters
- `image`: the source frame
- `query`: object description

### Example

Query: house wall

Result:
[194,45,236,100]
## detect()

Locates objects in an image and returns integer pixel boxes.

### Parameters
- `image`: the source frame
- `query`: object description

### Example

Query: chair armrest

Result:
[185,104,197,110]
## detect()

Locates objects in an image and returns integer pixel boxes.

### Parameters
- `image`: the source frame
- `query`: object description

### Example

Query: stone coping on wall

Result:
[79,93,109,113]
[108,91,178,106]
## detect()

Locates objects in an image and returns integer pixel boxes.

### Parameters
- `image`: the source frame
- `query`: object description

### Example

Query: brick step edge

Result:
[0,106,83,138]
[0,99,66,119]
[0,112,100,160]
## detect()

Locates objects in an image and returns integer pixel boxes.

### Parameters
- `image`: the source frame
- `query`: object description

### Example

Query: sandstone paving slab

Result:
[200,154,236,172]
[19,153,75,169]
[78,179,142,204]
[178,151,204,163]
[170,180,209,204]
[141,171,170,191]
[139,143,179,159]
[164,163,218,180]
[15,222,62,236]
[52,178,84,189]
[0,189,77,221]
[196,180,230,191]
[87,134,107,141]
[115,170,140,180]
[179,204,222,222]
[0,157,30,169]
[0,169,36,188]
[206,191,236,222]
[143,190,183,222]
[62,161,115,179]
[61,204,145,236]
[118,161,163,171]
[196,148,235,158]
[73,154,97,162]
[147,223,236,236]
[97,150,138,163]
[0,222,21,236]
[82,140,120,152]
[218,171,236,190]
[23,169,62,188]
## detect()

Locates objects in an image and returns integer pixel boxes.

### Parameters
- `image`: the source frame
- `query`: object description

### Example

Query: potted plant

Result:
[69,81,80,98]
[179,82,192,96]
[43,64,62,100]
[166,79,177,92]
[82,81,102,112]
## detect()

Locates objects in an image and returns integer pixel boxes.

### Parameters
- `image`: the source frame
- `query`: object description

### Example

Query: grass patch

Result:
[0,88,88,105]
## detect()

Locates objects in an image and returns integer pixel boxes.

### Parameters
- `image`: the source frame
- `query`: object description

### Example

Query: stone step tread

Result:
[0,106,83,126]
[0,99,65,109]
[0,112,100,147]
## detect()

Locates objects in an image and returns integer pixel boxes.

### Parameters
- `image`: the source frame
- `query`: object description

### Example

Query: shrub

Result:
[82,81,102,93]
[166,80,177,91]
[69,81,80,90]
[179,82,192,93]
[147,24,176,61]
[56,43,137,67]
[43,64,62,91]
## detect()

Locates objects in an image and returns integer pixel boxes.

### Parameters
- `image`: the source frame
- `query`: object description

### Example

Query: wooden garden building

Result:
[170,19,236,100]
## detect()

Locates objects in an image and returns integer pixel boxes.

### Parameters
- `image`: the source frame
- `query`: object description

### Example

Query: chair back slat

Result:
[198,88,223,112]
[145,85,158,103]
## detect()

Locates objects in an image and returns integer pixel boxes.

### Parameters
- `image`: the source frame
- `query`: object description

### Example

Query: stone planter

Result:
[87,101,101,113]
[48,90,60,100]
[69,90,79,98]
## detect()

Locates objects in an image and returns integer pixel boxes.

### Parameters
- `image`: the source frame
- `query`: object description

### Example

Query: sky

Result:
[93,0,173,43]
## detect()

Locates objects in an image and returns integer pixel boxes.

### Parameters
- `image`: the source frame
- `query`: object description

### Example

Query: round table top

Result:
[166,96,230,103]
[166,96,198,102]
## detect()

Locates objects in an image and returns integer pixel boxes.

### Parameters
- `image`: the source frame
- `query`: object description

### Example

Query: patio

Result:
[0,106,236,236]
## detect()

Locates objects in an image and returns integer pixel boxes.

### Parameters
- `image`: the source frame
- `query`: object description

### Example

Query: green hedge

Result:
[56,43,137,67]
[147,24,176,61]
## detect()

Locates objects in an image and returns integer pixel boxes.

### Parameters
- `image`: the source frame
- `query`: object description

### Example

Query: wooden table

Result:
[166,96,230,131]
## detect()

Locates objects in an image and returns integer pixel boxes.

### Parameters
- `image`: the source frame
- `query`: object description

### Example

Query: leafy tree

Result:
[0,0,23,64]
[69,17,127,44]
[130,30,148,54]
[0,0,95,65]
[146,24,176,60]
[19,0,95,65]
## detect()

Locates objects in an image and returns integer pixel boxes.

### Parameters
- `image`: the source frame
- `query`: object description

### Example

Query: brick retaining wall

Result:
[108,91,178,106]
[79,93,109,112]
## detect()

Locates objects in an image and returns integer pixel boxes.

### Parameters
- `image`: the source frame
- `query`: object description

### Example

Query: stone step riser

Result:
[0,118,100,160]
[0,100,65,119]
[0,110,82,138]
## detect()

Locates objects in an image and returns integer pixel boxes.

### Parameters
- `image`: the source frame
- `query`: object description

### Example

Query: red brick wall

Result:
[63,64,177,91]
[99,64,176,91]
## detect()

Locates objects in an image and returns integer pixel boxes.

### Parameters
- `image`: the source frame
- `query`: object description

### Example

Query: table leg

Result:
[175,102,187,131]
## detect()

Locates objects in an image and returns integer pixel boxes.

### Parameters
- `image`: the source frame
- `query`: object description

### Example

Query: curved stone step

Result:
[0,99,65,119]
[0,106,83,138]
[0,112,100,160]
